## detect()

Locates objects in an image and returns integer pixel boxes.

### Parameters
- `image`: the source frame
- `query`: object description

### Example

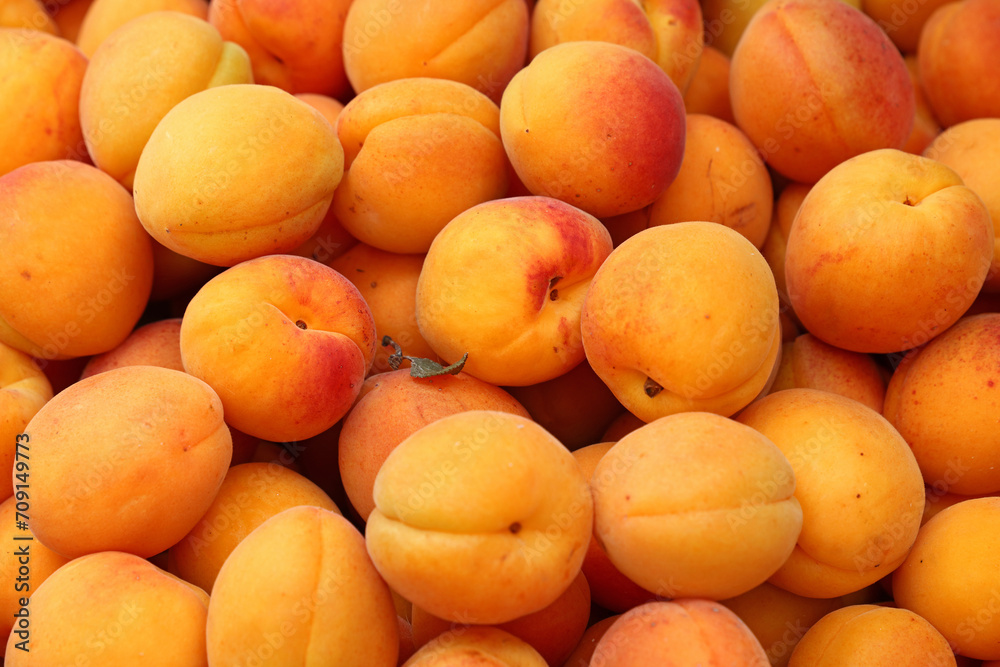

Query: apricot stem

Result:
[644,377,664,397]
[381,335,468,378]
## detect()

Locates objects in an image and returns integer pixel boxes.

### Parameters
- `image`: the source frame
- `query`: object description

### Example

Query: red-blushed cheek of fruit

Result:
[501,41,686,218]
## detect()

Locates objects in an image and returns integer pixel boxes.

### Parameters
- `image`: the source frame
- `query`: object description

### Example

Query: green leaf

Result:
[381,336,468,378]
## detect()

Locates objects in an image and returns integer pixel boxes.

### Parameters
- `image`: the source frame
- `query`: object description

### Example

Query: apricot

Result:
[416,196,611,386]
[148,238,222,302]
[500,40,686,218]
[79,10,253,189]
[683,45,735,124]
[0,342,52,500]
[207,505,398,666]
[918,0,1000,127]
[342,0,529,104]
[290,93,341,122]
[339,368,529,521]
[402,626,547,667]
[769,333,886,413]
[573,442,658,612]
[410,572,591,666]
[0,497,69,656]
[505,360,625,451]
[365,410,592,625]
[600,411,645,442]
[80,317,183,379]
[25,366,231,558]
[0,160,154,360]
[75,0,208,56]
[562,615,620,667]
[761,182,810,308]
[785,149,993,353]
[0,29,88,177]
[730,0,914,183]
[721,582,886,667]
[924,118,1000,292]
[48,0,94,42]
[4,551,209,664]
[331,77,508,255]
[169,462,339,593]
[894,499,1000,659]
[590,599,770,665]
[180,254,376,442]
[209,0,351,98]
[883,314,1000,495]
[923,488,1000,525]
[290,212,357,267]
[327,243,437,375]
[901,54,941,156]
[648,113,773,248]
[592,411,801,600]
[0,0,58,34]
[133,84,343,267]
[862,0,953,53]
[599,206,653,248]
[788,604,956,666]
[581,222,780,421]
[529,0,704,93]
[737,389,925,598]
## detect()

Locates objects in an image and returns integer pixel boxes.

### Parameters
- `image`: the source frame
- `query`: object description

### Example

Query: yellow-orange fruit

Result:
[785,149,993,353]
[500,40,686,218]
[788,604,957,666]
[924,119,1000,292]
[327,243,436,375]
[410,572,591,666]
[648,113,773,248]
[79,10,253,189]
[0,29,88,177]
[769,333,886,413]
[582,222,780,421]
[0,497,69,657]
[505,359,626,451]
[0,342,52,500]
[683,45,735,123]
[207,505,398,666]
[590,600,770,665]
[208,0,352,98]
[737,389,925,598]
[80,317,183,379]
[342,0,529,104]
[366,410,593,625]
[133,84,344,267]
[4,551,209,665]
[331,77,508,255]
[730,0,914,184]
[402,626,547,667]
[721,582,888,667]
[75,0,208,56]
[339,369,529,521]
[0,160,154,360]
[529,0,704,93]
[917,0,1000,127]
[169,462,339,593]
[592,412,802,600]
[180,254,376,443]
[416,196,612,386]
[573,442,658,612]
[883,314,1000,495]
[25,366,232,558]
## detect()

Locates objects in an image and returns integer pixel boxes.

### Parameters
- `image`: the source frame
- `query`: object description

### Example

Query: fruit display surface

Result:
[1,0,999,664]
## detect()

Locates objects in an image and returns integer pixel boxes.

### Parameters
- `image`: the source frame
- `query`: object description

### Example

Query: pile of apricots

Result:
[1,0,999,664]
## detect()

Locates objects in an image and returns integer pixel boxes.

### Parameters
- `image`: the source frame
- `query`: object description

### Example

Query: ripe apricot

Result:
[26,366,232,558]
